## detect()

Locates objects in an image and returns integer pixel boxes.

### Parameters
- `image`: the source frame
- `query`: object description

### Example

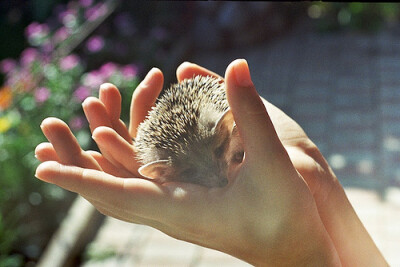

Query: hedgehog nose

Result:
[207,173,227,187]
[213,172,228,187]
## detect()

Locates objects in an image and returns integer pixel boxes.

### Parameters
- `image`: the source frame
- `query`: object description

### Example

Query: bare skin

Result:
[35,59,387,266]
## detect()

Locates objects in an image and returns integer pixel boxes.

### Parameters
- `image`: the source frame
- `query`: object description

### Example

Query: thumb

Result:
[225,59,286,164]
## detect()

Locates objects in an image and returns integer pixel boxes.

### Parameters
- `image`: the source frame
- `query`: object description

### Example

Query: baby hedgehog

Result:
[134,75,244,187]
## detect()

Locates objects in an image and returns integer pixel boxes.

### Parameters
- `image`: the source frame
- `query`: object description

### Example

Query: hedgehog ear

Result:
[214,109,235,134]
[138,160,176,181]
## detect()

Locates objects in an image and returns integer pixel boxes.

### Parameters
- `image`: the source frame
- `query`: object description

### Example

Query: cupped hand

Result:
[35,59,340,266]
[176,62,338,204]
[35,68,164,177]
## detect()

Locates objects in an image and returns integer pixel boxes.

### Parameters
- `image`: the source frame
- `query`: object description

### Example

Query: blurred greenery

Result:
[307,3,400,32]
[0,1,399,265]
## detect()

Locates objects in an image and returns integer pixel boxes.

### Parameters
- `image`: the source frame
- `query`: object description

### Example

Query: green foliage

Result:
[307,3,400,32]
[0,0,139,263]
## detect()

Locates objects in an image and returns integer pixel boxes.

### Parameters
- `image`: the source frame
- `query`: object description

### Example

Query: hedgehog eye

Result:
[232,150,244,163]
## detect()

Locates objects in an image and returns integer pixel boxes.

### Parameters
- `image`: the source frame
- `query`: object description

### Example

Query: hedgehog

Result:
[134,75,244,187]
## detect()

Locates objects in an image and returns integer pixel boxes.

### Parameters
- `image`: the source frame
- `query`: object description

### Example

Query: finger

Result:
[224,59,286,164]
[86,195,164,226]
[35,135,132,177]
[34,161,212,225]
[176,62,222,82]
[112,119,132,144]
[82,97,113,132]
[88,150,133,178]
[86,196,192,242]
[98,83,132,143]
[129,68,164,138]
[40,117,101,170]
[99,83,121,122]
[92,126,140,176]
[35,142,60,162]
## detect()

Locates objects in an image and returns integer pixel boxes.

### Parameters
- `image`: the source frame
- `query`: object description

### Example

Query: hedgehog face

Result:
[173,124,244,187]
[137,109,244,187]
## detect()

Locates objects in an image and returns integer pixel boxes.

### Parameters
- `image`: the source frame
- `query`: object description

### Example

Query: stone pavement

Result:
[81,21,400,266]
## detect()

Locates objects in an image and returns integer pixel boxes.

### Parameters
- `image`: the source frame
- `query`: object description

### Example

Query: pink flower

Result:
[60,54,80,71]
[82,71,103,88]
[20,48,38,67]
[79,0,93,7]
[54,27,70,43]
[0,59,16,74]
[73,86,91,101]
[121,64,138,79]
[99,62,117,79]
[41,41,55,55]
[25,22,49,40]
[85,3,108,21]
[34,87,50,103]
[69,116,87,130]
[58,9,77,26]
[86,35,104,53]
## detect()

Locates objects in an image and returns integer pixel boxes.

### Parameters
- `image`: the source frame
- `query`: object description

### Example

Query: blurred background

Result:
[1,1,400,266]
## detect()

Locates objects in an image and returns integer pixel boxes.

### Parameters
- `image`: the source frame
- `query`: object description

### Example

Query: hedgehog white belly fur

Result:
[134,75,243,187]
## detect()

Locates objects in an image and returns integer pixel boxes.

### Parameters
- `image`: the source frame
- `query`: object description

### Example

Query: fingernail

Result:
[40,120,53,140]
[180,61,192,67]
[233,59,253,87]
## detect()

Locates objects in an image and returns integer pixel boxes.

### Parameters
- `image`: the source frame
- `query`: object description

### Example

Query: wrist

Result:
[224,205,341,266]
[317,174,388,266]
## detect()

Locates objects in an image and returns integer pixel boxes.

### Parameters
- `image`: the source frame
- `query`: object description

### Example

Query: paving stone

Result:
[380,86,400,102]
[381,120,400,137]
[196,248,251,266]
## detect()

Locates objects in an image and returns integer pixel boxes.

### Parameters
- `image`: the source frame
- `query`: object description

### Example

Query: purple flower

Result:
[86,35,104,53]
[0,59,17,74]
[79,0,93,7]
[58,9,77,26]
[60,54,80,71]
[121,64,138,79]
[25,22,49,40]
[41,41,55,55]
[85,3,108,21]
[82,71,103,88]
[99,62,117,79]
[20,48,38,67]
[34,87,50,103]
[69,116,87,130]
[73,86,91,101]
[54,27,70,43]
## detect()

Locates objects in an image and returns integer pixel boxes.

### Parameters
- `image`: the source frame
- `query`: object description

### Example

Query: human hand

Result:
[35,68,164,178]
[35,59,340,266]
[176,62,389,266]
